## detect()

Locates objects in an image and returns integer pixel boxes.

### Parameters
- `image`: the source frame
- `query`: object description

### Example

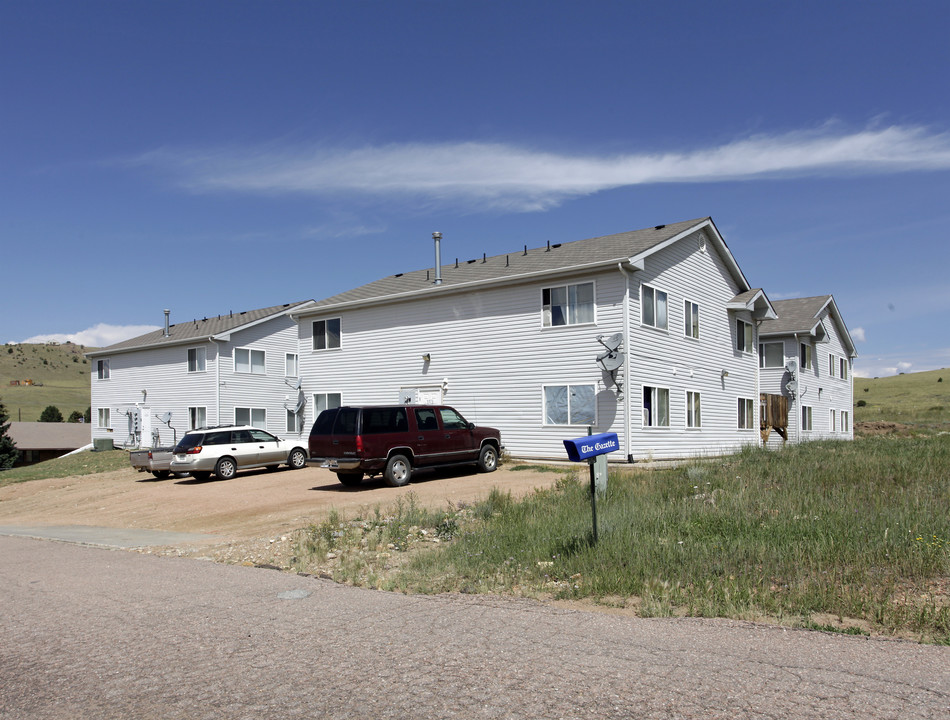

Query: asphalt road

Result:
[1,536,948,719]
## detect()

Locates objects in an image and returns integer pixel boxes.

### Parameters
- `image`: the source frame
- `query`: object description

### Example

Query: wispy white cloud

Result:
[17,324,160,348]
[129,123,950,211]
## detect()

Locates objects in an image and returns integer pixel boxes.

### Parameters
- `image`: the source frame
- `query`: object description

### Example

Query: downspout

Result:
[617,262,634,462]
[792,332,799,445]
[210,337,222,425]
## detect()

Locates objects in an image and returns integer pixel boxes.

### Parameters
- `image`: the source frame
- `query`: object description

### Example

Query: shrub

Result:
[856,400,867,407]
[39,405,63,423]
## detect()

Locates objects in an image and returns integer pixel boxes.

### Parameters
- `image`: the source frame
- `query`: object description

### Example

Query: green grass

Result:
[0,449,128,487]
[1,342,95,422]
[293,435,950,643]
[855,367,949,431]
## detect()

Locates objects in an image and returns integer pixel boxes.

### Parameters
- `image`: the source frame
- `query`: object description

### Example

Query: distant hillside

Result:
[0,343,97,422]
[854,367,949,433]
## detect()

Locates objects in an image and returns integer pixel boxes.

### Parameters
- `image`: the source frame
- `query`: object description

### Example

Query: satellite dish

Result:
[597,333,624,352]
[785,357,799,376]
[158,412,172,425]
[596,349,624,372]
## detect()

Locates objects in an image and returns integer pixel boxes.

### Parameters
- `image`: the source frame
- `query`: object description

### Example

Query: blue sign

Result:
[563,432,619,462]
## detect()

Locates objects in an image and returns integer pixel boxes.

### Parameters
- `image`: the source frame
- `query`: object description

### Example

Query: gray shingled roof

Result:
[301,218,716,311]
[88,301,314,356]
[8,422,91,450]
[759,296,832,336]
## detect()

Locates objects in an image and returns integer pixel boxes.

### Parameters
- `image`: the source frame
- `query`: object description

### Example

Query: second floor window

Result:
[285,353,298,377]
[235,348,265,375]
[641,285,668,330]
[542,282,594,327]
[800,343,813,370]
[684,301,699,339]
[313,318,341,350]
[736,319,753,353]
[97,358,110,380]
[188,347,206,373]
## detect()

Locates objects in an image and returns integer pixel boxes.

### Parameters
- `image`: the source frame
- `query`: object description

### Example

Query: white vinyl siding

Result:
[641,284,668,330]
[187,347,206,373]
[543,384,596,426]
[313,318,341,351]
[235,348,266,375]
[236,407,266,427]
[542,282,594,327]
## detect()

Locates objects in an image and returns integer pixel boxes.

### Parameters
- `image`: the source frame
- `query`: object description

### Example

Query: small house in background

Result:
[7,422,91,467]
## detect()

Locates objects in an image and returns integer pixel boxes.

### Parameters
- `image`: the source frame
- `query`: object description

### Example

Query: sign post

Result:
[562,430,619,543]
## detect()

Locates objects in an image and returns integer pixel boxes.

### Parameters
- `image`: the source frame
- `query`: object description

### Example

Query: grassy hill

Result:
[854,367,950,432]
[0,343,96,422]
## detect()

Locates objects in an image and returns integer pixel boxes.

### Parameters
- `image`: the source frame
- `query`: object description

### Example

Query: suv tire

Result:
[215,457,238,481]
[477,444,498,473]
[384,454,412,487]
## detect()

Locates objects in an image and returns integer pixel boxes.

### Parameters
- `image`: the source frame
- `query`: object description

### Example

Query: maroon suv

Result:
[307,405,503,487]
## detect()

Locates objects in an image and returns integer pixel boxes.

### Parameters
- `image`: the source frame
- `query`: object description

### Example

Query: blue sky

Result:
[3,0,950,378]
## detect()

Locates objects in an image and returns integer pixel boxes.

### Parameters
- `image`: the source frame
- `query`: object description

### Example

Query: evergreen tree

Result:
[84,406,91,423]
[39,405,64,423]
[0,398,17,469]
[67,410,84,423]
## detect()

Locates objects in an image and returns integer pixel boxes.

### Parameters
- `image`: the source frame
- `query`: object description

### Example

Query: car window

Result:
[249,429,277,442]
[363,407,408,434]
[311,408,338,435]
[203,431,231,446]
[439,408,469,430]
[334,408,360,435]
[414,408,439,431]
[175,434,203,451]
[231,430,253,443]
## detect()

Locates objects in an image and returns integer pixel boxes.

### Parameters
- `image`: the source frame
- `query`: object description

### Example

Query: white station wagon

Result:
[170,425,308,480]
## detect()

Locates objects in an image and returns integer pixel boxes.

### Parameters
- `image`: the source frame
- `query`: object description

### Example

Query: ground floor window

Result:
[841,410,850,432]
[286,409,303,433]
[686,391,701,428]
[313,393,342,416]
[97,407,111,428]
[738,398,755,429]
[235,407,266,427]
[801,405,813,431]
[544,384,596,425]
[830,409,837,432]
[189,407,206,430]
[642,386,670,427]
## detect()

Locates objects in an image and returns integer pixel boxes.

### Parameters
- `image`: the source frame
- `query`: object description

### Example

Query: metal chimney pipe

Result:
[163,309,170,337]
[432,232,443,285]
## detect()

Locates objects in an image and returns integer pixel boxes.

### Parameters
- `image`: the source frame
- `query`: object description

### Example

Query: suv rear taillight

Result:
[355,435,363,454]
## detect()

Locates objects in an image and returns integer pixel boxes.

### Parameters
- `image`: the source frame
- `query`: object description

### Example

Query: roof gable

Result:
[759,295,857,357]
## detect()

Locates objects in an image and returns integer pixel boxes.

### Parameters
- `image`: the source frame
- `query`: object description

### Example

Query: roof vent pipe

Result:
[163,309,170,337]
[432,232,443,285]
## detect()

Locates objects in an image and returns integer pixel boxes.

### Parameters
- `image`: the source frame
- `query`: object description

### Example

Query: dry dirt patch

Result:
[0,463,568,562]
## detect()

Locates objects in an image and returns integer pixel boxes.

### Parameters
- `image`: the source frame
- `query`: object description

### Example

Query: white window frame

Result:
[96,358,110,380]
[828,353,836,378]
[187,347,206,373]
[840,357,849,380]
[235,407,266,427]
[642,385,670,428]
[641,284,668,331]
[801,405,813,432]
[758,342,784,368]
[97,407,111,428]
[830,409,837,432]
[684,300,700,339]
[686,390,701,429]
[235,348,266,375]
[313,392,343,416]
[800,343,813,370]
[738,397,755,430]
[313,318,342,351]
[541,281,595,328]
[285,353,298,377]
[841,410,850,432]
[286,408,303,433]
[736,319,753,353]
[188,406,207,430]
[542,384,597,426]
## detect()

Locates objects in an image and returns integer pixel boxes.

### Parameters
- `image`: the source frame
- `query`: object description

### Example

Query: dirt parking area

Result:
[0,462,568,563]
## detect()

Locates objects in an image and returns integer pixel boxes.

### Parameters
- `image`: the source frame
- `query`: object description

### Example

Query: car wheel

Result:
[151,470,170,479]
[384,454,412,487]
[477,445,498,473]
[287,448,307,469]
[191,471,211,481]
[215,457,237,480]
[337,472,363,487]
